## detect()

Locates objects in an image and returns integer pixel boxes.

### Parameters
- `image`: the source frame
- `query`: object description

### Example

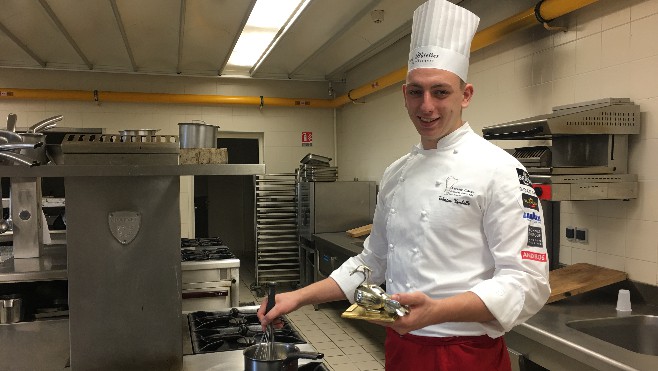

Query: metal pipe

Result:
[332,0,599,107]
[0,0,598,109]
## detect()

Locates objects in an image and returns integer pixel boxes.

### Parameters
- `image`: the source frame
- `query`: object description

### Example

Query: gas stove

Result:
[187,307,306,354]
[181,238,240,310]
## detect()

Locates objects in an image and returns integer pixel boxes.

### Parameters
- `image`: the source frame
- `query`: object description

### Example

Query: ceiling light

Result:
[222,0,310,76]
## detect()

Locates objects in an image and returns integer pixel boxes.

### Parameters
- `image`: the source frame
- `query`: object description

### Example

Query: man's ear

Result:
[461,83,474,109]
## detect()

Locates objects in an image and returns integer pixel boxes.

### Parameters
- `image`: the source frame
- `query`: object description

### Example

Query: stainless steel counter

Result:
[0,243,67,282]
[506,281,658,371]
[313,232,365,257]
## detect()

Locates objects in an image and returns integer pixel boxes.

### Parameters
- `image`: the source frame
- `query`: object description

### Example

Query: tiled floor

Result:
[238,264,387,371]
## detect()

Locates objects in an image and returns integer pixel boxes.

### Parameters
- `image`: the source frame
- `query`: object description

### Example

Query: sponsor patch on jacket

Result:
[523,211,541,223]
[522,194,539,211]
[527,226,544,248]
[521,250,547,262]
[516,168,533,187]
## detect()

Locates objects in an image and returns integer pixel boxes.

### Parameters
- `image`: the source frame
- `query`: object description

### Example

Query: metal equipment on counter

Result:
[181,237,240,310]
[482,98,640,201]
[297,181,376,287]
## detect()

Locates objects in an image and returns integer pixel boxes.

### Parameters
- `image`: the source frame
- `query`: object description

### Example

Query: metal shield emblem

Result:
[108,211,141,245]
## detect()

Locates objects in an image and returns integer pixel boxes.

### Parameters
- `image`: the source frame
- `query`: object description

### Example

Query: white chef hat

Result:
[408,0,480,81]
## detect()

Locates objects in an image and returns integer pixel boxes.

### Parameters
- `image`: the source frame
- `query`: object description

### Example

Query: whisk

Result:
[254,282,277,360]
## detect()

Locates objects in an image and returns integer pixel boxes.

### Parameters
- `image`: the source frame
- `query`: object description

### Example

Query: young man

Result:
[259,1,550,369]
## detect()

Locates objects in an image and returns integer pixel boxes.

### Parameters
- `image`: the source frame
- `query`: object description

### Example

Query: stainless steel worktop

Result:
[507,281,658,371]
[313,232,366,257]
[0,243,67,283]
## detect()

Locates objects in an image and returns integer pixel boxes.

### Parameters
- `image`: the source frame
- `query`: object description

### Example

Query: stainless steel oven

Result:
[296,181,376,286]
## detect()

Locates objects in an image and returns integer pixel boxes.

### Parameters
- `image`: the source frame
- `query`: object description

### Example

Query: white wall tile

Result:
[559,245,572,265]
[629,55,658,101]
[600,1,631,30]
[597,252,626,271]
[576,3,603,39]
[597,217,626,256]
[575,34,602,74]
[601,24,631,67]
[572,247,597,264]
[626,258,658,284]
[630,0,658,21]
[625,220,658,262]
[627,181,658,221]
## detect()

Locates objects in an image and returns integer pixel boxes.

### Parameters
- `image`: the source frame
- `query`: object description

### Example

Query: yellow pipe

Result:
[0,88,335,108]
[0,0,598,110]
[330,0,599,107]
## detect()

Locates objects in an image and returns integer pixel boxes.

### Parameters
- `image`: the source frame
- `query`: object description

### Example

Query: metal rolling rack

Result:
[253,173,299,286]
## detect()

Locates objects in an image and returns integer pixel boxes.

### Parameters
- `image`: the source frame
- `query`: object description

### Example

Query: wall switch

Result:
[565,226,575,242]
[575,227,588,244]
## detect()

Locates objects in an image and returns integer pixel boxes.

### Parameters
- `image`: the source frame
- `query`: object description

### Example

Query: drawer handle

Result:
[182,290,229,299]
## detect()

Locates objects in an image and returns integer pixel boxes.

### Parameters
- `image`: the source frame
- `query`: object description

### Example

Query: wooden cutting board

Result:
[547,263,627,304]
[347,224,372,238]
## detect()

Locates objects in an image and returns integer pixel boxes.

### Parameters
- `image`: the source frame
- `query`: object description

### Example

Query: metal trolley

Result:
[253,173,299,286]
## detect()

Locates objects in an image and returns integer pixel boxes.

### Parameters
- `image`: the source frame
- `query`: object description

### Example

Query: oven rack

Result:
[254,173,299,286]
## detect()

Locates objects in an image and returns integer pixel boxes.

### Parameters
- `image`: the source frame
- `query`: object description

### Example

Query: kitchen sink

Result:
[566,315,658,356]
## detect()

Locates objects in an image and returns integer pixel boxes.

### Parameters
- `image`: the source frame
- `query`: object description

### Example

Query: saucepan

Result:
[244,282,323,371]
[243,342,324,371]
[0,294,23,324]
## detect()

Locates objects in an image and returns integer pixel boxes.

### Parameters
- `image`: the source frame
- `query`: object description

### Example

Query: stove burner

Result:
[229,317,246,326]
[237,337,258,346]
[182,237,224,248]
[188,308,306,354]
[181,242,236,262]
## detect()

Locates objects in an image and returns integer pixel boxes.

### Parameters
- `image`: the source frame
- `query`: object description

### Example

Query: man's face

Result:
[403,68,473,149]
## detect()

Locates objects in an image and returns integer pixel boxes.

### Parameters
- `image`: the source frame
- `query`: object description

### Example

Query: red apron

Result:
[385,328,512,371]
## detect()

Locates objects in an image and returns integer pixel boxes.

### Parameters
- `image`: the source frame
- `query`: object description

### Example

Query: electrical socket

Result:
[575,227,588,244]
[565,226,575,242]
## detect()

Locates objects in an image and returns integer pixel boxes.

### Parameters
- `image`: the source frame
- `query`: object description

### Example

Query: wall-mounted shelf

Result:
[0,164,265,177]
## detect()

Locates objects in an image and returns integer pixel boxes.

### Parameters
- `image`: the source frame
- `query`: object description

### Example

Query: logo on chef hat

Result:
[408,0,480,81]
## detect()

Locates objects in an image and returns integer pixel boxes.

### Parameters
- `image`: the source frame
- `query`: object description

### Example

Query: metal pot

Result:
[20,132,48,165]
[119,129,160,142]
[1,294,22,324]
[243,342,323,371]
[178,121,218,148]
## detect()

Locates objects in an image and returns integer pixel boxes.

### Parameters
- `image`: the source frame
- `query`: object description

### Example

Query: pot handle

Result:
[285,351,324,361]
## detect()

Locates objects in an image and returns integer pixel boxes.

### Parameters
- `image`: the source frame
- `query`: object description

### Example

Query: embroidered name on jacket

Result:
[438,176,474,206]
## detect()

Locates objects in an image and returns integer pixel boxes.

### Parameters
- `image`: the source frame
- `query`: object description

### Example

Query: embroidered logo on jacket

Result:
[516,168,533,187]
[438,176,474,206]
[527,226,544,248]
[523,211,542,223]
[521,250,547,262]
[522,194,539,211]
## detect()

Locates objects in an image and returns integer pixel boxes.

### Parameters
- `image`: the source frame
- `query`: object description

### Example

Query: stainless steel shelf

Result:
[0,164,265,177]
[0,244,67,283]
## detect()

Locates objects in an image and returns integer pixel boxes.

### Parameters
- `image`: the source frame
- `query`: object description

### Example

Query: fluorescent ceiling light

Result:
[222,0,310,76]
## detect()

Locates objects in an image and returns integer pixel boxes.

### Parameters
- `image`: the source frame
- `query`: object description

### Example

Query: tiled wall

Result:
[336,0,658,285]
[0,69,335,237]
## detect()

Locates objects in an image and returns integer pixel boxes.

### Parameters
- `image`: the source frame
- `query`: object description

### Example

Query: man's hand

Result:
[367,290,495,335]
[386,292,438,334]
[257,291,300,329]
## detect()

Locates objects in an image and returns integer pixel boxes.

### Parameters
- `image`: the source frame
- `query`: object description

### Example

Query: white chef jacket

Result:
[330,123,550,338]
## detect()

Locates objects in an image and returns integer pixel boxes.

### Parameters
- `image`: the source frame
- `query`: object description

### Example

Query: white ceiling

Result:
[0,0,538,82]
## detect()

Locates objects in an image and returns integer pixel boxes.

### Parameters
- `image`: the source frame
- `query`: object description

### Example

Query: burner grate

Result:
[187,308,306,354]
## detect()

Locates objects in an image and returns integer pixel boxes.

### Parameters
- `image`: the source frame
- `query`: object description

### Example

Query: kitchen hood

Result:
[482,98,641,201]
[482,98,640,140]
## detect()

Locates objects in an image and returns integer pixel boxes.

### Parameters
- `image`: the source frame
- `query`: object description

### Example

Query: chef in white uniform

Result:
[259,1,550,369]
